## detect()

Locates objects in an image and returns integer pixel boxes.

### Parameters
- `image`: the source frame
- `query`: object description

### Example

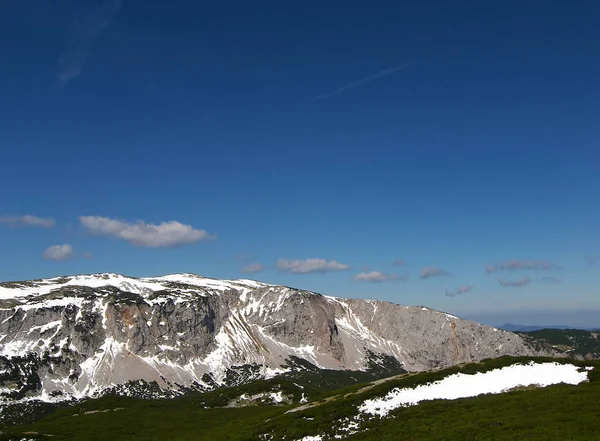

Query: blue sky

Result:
[1,0,599,326]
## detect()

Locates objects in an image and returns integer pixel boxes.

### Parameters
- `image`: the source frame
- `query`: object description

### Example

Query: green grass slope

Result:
[1,357,598,441]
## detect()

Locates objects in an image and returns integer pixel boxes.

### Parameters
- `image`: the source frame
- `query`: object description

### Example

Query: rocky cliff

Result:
[0,273,547,402]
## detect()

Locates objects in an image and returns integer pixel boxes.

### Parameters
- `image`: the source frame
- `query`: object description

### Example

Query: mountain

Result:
[0,273,552,403]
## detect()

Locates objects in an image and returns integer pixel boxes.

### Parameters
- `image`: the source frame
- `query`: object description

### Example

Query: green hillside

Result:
[520,329,600,358]
[1,356,598,441]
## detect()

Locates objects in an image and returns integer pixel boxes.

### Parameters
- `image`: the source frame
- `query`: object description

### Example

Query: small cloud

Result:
[43,244,75,261]
[538,276,562,284]
[420,266,448,279]
[353,271,401,283]
[276,258,349,274]
[81,251,94,259]
[445,285,473,297]
[391,259,406,266]
[21,215,56,228]
[485,259,559,273]
[499,277,532,287]
[0,215,55,228]
[79,216,214,247]
[585,255,598,266]
[241,263,267,274]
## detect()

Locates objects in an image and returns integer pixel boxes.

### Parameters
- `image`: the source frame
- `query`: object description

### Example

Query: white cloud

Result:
[276,258,349,274]
[0,215,55,228]
[241,263,267,274]
[353,271,399,283]
[43,244,75,261]
[78,216,214,247]
[420,266,448,279]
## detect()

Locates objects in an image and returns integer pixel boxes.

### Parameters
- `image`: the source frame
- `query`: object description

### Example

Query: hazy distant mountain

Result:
[0,273,553,403]
[499,323,575,332]
[499,323,599,332]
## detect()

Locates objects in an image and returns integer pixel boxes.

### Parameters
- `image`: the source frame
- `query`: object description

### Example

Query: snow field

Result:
[359,362,593,417]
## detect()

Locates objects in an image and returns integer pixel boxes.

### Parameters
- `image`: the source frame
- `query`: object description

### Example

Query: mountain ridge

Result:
[0,273,553,403]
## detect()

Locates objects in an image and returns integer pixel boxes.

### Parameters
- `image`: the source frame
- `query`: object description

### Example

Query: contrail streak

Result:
[311,62,411,100]
[57,0,123,87]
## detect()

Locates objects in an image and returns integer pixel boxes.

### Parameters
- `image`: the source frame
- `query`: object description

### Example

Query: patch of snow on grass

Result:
[359,362,593,417]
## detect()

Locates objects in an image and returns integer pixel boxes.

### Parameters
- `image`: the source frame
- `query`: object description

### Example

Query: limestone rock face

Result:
[0,273,550,402]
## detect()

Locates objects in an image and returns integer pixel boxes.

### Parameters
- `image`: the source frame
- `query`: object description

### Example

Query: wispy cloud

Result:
[485,259,559,274]
[79,216,214,247]
[311,62,411,100]
[538,276,562,284]
[420,266,448,279]
[499,277,532,287]
[391,259,406,266]
[0,215,56,228]
[43,244,75,261]
[445,285,473,297]
[236,254,256,263]
[353,271,404,283]
[276,258,349,274]
[585,255,598,266]
[57,0,123,86]
[241,263,268,274]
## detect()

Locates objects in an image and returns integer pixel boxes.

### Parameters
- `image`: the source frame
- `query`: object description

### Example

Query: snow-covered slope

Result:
[0,273,549,403]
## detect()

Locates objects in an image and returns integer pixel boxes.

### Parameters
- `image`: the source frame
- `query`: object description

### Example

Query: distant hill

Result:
[498,323,598,332]
[518,328,600,359]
